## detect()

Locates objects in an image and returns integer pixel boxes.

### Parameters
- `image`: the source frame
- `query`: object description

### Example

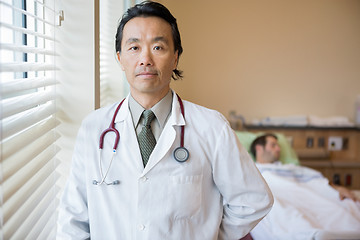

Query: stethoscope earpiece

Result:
[93,180,120,185]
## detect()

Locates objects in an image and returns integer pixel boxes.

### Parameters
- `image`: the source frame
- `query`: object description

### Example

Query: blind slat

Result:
[2,101,56,139]
[0,22,55,41]
[2,116,59,160]
[3,159,60,223]
[33,0,56,12]
[3,166,60,239]
[0,62,57,72]
[2,130,60,184]
[2,88,55,118]
[0,43,56,55]
[3,148,60,223]
[35,205,59,240]
[1,76,56,96]
[25,187,59,240]
[14,187,59,240]
[0,1,55,26]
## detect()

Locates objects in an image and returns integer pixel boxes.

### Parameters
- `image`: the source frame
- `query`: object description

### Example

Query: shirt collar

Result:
[129,95,144,128]
[128,90,173,128]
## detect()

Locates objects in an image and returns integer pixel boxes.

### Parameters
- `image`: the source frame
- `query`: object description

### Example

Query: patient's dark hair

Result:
[115,1,183,80]
[250,133,278,159]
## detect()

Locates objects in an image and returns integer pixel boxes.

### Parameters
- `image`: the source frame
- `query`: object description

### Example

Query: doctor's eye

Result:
[153,46,163,51]
[129,46,139,51]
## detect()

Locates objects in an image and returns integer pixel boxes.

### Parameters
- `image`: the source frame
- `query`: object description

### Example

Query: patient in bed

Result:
[251,134,358,202]
[248,133,360,240]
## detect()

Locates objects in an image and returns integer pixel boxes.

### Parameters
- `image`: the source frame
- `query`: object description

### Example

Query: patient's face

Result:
[263,136,281,163]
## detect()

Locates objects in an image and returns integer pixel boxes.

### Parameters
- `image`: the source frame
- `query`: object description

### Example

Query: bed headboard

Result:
[235,131,300,165]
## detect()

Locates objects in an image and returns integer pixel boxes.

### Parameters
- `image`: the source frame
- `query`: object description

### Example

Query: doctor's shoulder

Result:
[182,100,230,129]
[79,102,121,128]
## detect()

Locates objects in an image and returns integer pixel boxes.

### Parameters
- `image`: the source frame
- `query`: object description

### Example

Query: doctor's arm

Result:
[57,123,91,240]
[213,124,274,240]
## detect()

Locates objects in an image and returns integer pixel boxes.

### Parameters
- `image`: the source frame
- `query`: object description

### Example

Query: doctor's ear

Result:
[116,52,125,71]
[173,50,179,70]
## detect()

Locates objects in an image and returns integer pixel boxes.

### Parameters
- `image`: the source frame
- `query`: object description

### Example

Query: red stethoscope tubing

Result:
[99,98,126,150]
[176,94,185,148]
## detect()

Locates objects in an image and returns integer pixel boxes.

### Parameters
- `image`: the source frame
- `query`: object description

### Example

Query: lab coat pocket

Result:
[167,175,203,219]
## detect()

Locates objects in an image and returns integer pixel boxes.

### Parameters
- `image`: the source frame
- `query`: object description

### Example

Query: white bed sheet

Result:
[252,163,360,240]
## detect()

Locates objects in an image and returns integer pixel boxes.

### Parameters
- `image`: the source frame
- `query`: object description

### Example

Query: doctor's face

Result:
[117,16,178,100]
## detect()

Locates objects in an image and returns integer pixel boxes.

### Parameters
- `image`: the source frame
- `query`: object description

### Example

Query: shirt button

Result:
[140,176,148,182]
[138,224,145,231]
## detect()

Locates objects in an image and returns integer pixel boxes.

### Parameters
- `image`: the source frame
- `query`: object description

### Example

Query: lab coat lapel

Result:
[115,96,145,173]
[142,92,185,175]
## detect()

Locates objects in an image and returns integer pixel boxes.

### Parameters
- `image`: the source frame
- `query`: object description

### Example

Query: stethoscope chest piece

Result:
[173,146,189,162]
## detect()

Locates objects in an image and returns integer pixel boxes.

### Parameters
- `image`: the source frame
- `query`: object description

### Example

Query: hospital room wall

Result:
[162,0,360,124]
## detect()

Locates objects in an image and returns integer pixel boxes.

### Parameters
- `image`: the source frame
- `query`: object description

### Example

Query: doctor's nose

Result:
[139,49,154,66]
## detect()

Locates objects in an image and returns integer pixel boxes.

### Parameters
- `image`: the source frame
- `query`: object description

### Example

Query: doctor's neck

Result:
[130,89,171,110]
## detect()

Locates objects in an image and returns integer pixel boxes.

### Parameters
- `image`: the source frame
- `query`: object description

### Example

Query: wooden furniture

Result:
[244,125,360,189]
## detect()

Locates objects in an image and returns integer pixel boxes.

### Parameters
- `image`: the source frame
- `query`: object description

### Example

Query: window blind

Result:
[99,0,129,107]
[0,0,60,239]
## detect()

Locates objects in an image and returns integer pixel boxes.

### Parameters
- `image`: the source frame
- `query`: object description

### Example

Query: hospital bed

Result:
[236,131,360,240]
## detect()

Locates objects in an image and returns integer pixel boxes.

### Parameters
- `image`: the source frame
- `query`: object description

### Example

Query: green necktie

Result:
[137,110,157,167]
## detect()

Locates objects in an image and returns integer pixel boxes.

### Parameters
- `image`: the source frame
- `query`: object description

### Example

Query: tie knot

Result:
[142,110,155,126]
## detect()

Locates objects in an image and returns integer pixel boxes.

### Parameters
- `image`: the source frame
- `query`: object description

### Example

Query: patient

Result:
[248,133,360,240]
[250,133,358,202]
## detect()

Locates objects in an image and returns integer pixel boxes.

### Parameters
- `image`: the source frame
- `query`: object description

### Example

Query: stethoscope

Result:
[93,94,189,186]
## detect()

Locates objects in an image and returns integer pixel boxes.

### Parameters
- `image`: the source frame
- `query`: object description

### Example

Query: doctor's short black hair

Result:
[115,1,183,80]
[250,133,278,159]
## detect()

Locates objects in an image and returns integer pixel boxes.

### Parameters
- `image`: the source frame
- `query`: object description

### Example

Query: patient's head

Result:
[250,133,281,164]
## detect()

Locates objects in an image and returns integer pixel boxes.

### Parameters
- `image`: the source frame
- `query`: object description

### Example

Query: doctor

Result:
[57,1,273,239]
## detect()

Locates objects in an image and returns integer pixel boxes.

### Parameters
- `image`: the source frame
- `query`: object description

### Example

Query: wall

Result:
[163,0,360,124]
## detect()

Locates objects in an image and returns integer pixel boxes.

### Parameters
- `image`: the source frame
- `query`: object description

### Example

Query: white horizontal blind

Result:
[0,0,60,239]
[99,0,129,107]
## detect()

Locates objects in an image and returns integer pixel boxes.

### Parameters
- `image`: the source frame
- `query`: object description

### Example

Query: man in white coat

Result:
[57,1,273,239]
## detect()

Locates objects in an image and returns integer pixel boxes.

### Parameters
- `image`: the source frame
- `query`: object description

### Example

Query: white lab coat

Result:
[57,91,273,240]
